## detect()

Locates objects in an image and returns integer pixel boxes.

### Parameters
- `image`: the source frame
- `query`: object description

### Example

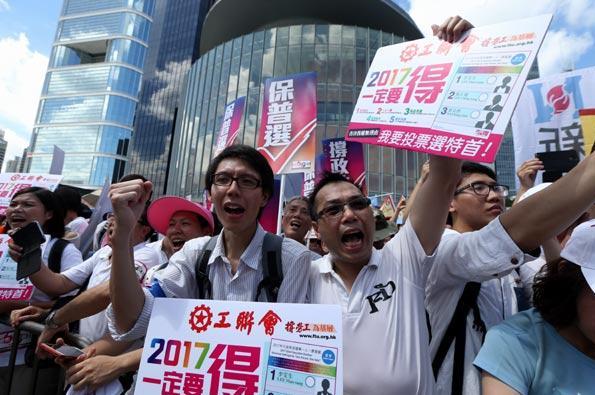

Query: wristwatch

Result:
[44,310,61,330]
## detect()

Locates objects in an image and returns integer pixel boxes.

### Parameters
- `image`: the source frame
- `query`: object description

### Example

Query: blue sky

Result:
[0,0,594,170]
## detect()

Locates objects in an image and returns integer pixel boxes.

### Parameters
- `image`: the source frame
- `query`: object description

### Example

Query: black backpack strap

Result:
[255,233,283,302]
[48,238,70,273]
[432,282,485,394]
[194,236,218,299]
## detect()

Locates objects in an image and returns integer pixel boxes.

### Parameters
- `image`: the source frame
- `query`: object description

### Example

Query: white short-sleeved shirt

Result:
[108,225,312,342]
[308,220,435,395]
[61,242,161,341]
[30,238,83,302]
[425,218,537,395]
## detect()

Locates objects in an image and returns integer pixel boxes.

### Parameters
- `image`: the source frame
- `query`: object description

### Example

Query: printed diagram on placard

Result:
[263,339,338,395]
[432,51,531,138]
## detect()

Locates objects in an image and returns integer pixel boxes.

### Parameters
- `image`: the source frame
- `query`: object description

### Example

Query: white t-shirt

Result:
[61,242,161,341]
[425,218,537,395]
[31,238,83,302]
[308,220,435,395]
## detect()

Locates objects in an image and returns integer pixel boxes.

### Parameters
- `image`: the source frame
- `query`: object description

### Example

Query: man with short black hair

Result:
[308,154,462,394]
[107,145,311,340]
[427,157,595,395]
[281,196,311,244]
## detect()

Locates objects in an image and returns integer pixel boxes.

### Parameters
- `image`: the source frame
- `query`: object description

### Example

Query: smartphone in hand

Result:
[38,343,84,359]
[11,221,46,280]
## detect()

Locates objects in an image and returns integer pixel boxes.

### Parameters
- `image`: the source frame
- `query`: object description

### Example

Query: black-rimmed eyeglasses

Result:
[212,173,261,190]
[455,182,509,197]
[316,196,371,220]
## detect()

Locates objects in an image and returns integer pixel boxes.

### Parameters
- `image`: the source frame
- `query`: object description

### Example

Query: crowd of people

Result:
[0,15,593,395]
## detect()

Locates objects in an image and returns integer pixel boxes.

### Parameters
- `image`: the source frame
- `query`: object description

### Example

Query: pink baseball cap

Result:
[147,196,214,236]
[560,219,595,293]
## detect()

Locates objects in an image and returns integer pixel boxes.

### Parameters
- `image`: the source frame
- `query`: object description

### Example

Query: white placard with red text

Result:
[136,298,343,395]
[347,14,551,163]
[0,172,63,215]
[0,234,34,301]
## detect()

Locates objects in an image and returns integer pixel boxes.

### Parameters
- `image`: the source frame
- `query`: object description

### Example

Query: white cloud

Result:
[407,0,558,37]
[0,0,10,12]
[538,29,593,76]
[0,128,29,172]
[141,59,190,121]
[0,33,48,139]
[560,0,595,27]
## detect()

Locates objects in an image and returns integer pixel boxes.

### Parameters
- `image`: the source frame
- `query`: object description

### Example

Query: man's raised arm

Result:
[408,156,461,255]
[108,180,152,332]
[502,152,595,251]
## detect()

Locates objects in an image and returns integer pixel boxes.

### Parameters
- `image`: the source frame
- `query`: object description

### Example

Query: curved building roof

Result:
[200,0,423,55]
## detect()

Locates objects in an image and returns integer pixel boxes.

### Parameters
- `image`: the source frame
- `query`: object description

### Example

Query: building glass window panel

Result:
[105,95,136,125]
[355,47,367,86]
[342,26,355,46]
[302,25,315,45]
[33,126,100,153]
[273,45,288,77]
[382,147,393,173]
[341,46,355,85]
[356,27,367,47]
[248,49,263,88]
[289,25,301,45]
[242,34,253,55]
[406,150,417,178]
[107,39,146,69]
[326,124,339,139]
[58,13,151,43]
[253,30,264,49]
[369,29,380,53]
[313,45,327,81]
[383,175,394,193]
[395,176,405,196]
[46,67,110,95]
[265,28,276,49]
[395,149,405,176]
[39,96,105,124]
[368,145,380,172]
[262,46,275,80]
[238,50,251,96]
[382,32,393,46]
[315,25,328,45]
[64,0,154,16]
[277,26,289,46]
[287,46,301,75]
[329,25,341,45]
[109,66,142,96]
[369,173,380,194]
[300,44,315,74]
[327,45,341,84]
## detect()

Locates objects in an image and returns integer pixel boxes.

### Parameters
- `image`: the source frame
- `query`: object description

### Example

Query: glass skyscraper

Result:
[126,0,215,196]
[167,0,428,201]
[28,0,155,188]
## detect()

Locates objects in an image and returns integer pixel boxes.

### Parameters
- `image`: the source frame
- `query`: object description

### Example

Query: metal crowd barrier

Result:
[0,313,92,395]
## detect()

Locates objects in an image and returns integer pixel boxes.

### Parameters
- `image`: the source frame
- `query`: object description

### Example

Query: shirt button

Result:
[511,257,519,265]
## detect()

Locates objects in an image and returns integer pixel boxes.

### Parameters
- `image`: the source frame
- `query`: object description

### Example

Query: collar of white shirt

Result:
[208,224,266,271]
[317,248,382,274]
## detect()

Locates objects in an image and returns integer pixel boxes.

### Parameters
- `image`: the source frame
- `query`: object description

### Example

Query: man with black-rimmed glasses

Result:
[105,144,311,341]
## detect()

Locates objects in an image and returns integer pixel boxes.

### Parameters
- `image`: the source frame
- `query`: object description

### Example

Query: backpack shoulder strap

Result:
[48,238,70,273]
[194,236,218,299]
[256,233,284,303]
[432,281,484,394]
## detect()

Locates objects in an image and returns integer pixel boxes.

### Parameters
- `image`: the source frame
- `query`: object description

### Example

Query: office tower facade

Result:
[0,130,7,172]
[27,0,155,188]
[126,0,215,196]
[167,0,428,201]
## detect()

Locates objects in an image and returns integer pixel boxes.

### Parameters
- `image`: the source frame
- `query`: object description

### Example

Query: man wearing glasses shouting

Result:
[307,154,463,394]
[106,145,311,340]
